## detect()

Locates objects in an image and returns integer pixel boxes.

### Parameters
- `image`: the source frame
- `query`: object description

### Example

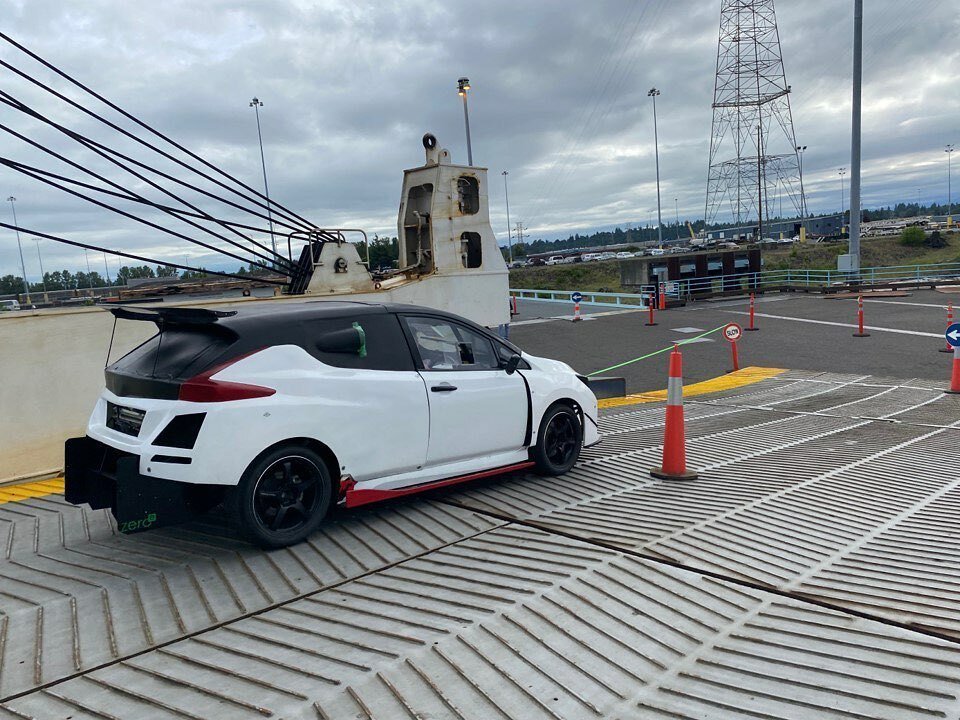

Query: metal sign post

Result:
[724,323,743,372]
[572,291,583,322]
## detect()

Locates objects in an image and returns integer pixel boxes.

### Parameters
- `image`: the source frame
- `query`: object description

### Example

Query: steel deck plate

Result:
[4,526,960,720]
[3,370,960,718]
[447,371,960,640]
[0,498,500,698]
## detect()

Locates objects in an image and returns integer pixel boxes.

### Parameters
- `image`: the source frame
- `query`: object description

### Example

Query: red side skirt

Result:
[344,461,535,508]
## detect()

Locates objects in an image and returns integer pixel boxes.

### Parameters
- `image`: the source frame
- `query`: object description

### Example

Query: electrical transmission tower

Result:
[704,0,804,233]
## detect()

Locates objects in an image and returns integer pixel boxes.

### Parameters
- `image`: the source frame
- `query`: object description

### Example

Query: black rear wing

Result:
[110,306,237,326]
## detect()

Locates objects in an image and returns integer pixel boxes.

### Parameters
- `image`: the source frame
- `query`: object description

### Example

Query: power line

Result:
[0,222,286,285]
[0,43,315,232]
[0,110,292,271]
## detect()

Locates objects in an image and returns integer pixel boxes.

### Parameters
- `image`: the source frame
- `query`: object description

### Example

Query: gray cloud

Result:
[1,0,958,277]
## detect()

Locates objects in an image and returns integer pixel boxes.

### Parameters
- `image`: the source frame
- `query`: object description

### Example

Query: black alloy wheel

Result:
[235,445,332,548]
[254,457,323,532]
[532,404,582,475]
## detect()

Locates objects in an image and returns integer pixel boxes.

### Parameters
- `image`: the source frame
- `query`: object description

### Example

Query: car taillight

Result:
[178,350,276,402]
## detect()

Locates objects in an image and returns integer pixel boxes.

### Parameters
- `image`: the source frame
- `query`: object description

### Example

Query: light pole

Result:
[848,0,863,274]
[502,171,513,263]
[947,144,955,226]
[674,197,680,241]
[457,78,473,166]
[103,252,111,286]
[83,248,93,290]
[648,88,663,247]
[34,239,47,294]
[796,145,807,222]
[7,196,29,301]
[838,167,847,221]
[249,97,276,259]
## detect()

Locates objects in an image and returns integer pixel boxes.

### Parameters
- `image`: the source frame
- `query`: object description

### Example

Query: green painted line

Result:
[586,324,728,377]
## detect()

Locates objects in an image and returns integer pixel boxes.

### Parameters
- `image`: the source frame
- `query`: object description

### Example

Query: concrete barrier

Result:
[0,296,295,483]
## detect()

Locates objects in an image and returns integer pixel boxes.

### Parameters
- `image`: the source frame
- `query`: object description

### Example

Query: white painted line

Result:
[863,299,949,309]
[671,327,705,333]
[672,337,713,344]
[723,310,942,338]
[508,317,568,326]
[509,307,641,326]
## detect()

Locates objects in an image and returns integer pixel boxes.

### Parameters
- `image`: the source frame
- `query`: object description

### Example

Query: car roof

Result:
[154,300,491,336]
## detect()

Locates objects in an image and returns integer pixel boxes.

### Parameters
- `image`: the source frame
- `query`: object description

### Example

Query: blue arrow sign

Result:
[572,291,583,303]
[947,322,960,347]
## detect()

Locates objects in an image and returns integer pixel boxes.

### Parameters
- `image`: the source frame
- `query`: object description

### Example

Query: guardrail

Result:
[512,260,960,305]
[510,287,652,308]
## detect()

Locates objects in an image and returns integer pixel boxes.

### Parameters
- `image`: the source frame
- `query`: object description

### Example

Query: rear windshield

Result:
[111,325,238,381]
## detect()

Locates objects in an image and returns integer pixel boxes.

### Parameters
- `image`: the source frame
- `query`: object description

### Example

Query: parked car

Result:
[0,300,21,311]
[598,252,617,261]
[615,252,633,259]
[581,253,602,262]
[544,255,565,265]
[560,256,578,264]
[648,248,666,256]
[65,303,600,548]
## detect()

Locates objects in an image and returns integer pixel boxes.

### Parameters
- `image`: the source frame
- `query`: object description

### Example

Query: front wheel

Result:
[532,404,582,475]
[233,445,332,549]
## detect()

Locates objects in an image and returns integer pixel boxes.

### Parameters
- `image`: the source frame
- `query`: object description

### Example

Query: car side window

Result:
[403,316,499,370]
[308,315,415,371]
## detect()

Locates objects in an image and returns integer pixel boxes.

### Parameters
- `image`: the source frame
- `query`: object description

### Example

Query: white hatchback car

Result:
[65,302,600,547]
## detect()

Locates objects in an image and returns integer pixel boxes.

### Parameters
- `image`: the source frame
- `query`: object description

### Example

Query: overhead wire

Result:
[5,160,281,274]
[0,31,316,230]
[0,104,293,271]
[0,222,287,285]
[0,50,313,235]
[523,0,669,232]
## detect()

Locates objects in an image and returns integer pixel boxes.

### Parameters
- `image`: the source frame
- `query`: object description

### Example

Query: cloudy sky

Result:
[1,0,958,276]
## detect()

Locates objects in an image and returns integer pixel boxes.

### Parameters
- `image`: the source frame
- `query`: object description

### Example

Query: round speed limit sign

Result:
[723,323,743,342]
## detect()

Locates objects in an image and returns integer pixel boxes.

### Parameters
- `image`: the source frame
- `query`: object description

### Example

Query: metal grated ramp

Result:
[0,499,500,698]
[447,373,960,642]
[4,370,960,718]
[4,526,960,720]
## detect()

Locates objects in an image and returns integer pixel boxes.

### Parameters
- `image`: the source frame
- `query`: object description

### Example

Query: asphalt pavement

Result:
[509,290,959,392]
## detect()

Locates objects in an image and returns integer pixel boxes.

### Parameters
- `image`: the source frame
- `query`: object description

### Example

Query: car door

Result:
[306,314,429,481]
[402,315,527,467]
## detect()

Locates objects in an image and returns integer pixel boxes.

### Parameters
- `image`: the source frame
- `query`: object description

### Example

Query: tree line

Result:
[0,262,279,296]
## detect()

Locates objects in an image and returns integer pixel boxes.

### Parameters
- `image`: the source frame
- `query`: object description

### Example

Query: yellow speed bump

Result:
[598,366,787,410]
[0,478,65,505]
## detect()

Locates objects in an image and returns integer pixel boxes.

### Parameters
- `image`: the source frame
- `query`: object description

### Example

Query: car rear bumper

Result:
[64,436,217,533]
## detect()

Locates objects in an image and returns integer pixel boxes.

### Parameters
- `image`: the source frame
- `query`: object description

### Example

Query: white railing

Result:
[512,260,960,304]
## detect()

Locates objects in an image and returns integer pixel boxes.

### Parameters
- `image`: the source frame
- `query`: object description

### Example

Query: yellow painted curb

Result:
[0,478,64,505]
[598,366,787,409]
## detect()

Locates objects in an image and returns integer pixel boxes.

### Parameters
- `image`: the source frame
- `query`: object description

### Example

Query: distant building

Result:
[706,214,843,241]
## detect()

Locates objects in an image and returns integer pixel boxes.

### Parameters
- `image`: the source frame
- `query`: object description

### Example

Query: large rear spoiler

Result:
[110,306,237,326]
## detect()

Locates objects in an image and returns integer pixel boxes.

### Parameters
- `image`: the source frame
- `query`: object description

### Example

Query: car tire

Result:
[532,404,582,476]
[233,444,333,549]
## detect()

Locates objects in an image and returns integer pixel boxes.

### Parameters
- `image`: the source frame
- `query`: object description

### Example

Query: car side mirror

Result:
[504,354,522,375]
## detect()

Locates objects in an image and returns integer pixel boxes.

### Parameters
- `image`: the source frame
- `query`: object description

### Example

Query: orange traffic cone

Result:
[946,346,960,394]
[651,345,699,480]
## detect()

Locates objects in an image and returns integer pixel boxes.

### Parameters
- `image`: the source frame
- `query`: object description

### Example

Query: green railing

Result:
[511,260,960,305]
